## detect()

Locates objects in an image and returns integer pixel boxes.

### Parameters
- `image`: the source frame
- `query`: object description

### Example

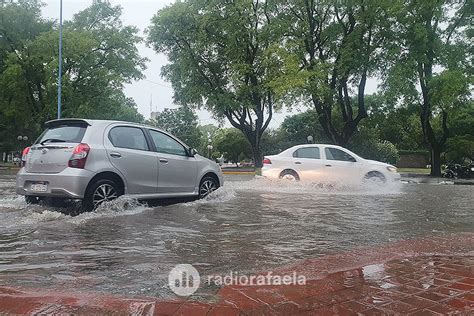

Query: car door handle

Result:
[295,161,302,164]
[110,152,121,158]
[325,164,332,167]
[159,158,168,164]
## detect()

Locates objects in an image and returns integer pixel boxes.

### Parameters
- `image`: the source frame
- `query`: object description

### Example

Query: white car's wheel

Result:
[364,171,386,184]
[279,170,300,181]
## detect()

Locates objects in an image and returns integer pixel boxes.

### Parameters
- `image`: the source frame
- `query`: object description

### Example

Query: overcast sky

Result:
[41,0,378,128]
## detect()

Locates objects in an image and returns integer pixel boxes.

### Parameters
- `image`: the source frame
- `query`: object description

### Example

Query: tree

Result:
[148,106,202,149]
[280,110,329,145]
[362,94,424,151]
[214,128,252,164]
[0,0,53,154]
[197,124,220,156]
[384,0,472,176]
[445,103,474,163]
[0,0,146,155]
[147,0,289,168]
[275,0,394,146]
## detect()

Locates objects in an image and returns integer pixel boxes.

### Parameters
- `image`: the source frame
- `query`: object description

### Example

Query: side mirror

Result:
[349,157,357,162]
[189,148,198,156]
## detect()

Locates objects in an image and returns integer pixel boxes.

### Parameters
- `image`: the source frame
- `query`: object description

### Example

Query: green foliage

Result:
[383,0,472,175]
[214,128,251,163]
[445,104,474,162]
[147,0,291,167]
[272,0,397,145]
[280,110,330,145]
[196,124,222,157]
[148,106,202,149]
[349,128,400,165]
[0,0,145,155]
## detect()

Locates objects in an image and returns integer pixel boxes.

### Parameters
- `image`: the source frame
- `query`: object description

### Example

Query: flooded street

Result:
[0,170,473,299]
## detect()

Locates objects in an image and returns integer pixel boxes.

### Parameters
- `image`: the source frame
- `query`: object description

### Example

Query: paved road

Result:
[0,171,472,299]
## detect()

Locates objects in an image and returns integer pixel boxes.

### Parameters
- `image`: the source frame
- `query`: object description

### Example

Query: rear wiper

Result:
[40,138,66,145]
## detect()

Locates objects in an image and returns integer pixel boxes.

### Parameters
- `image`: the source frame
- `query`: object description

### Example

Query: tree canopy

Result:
[148,106,202,149]
[147,0,292,167]
[0,0,145,155]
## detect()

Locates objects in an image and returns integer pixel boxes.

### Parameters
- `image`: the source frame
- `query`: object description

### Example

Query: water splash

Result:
[226,176,403,196]
[0,196,28,210]
[184,187,236,206]
[68,196,151,224]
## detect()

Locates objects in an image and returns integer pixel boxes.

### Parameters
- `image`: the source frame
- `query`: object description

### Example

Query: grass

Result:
[397,167,431,174]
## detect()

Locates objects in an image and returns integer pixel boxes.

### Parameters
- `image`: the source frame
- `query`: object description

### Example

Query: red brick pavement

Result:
[0,234,472,315]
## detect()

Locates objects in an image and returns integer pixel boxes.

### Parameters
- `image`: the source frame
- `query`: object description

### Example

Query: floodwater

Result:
[0,170,472,299]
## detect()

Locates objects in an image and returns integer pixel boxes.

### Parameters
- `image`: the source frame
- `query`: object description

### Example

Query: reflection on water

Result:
[0,173,472,298]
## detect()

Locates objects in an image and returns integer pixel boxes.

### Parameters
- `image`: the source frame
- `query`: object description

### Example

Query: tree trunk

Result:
[252,144,263,169]
[430,148,442,177]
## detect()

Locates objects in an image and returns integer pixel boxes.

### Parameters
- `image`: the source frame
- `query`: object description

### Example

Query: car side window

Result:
[109,126,149,151]
[149,130,187,156]
[325,148,356,162]
[293,147,320,159]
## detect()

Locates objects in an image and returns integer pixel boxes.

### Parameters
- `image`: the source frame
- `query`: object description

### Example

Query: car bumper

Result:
[16,167,94,199]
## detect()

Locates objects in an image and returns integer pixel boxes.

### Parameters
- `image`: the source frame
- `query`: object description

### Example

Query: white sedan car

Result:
[262,144,400,183]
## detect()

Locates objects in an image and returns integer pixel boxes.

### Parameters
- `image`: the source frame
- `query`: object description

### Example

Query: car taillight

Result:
[68,143,90,169]
[21,147,30,166]
[263,157,272,165]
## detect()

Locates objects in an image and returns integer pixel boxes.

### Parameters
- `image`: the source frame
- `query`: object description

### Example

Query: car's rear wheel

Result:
[25,196,43,204]
[199,176,219,199]
[82,179,121,212]
[279,169,300,181]
[364,171,386,183]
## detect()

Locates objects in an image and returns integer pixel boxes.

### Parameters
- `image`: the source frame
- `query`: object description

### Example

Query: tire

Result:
[82,179,122,212]
[279,169,300,181]
[364,171,386,183]
[25,196,42,204]
[199,176,219,199]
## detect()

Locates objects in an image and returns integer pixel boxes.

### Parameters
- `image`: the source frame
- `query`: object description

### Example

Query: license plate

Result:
[31,183,47,192]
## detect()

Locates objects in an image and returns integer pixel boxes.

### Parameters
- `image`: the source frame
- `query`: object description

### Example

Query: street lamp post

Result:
[16,135,28,165]
[207,132,213,158]
[207,144,213,158]
[57,0,63,119]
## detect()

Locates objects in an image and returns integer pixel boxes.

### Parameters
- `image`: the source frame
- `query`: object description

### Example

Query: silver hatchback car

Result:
[16,119,223,211]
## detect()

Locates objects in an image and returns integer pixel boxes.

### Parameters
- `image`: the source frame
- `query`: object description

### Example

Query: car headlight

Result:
[386,166,398,173]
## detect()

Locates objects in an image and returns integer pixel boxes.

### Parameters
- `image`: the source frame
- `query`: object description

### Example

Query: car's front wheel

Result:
[199,176,219,199]
[364,171,386,184]
[82,179,121,212]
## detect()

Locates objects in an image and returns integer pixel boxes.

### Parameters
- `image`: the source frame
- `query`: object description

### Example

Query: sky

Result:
[41,0,378,129]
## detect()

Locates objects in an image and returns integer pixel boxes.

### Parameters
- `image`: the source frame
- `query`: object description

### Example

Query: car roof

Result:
[276,144,356,157]
[45,118,166,133]
[288,144,346,150]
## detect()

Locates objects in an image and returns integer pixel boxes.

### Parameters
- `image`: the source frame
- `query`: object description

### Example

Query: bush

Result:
[373,140,400,165]
[349,128,400,165]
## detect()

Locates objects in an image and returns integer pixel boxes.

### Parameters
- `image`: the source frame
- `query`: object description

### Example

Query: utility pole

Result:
[57,0,63,119]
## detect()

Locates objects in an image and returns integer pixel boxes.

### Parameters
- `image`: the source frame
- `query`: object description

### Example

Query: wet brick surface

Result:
[0,233,473,315]
[0,255,472,315]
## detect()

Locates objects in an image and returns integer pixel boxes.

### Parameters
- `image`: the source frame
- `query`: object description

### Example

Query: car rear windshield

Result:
[35,124,87,145]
